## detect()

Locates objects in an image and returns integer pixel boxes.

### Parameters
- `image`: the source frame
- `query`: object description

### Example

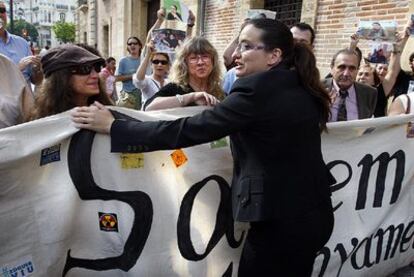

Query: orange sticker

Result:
[170,149,188,167]
[120,153,144,169]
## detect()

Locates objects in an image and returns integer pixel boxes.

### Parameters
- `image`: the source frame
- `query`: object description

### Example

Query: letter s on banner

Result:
[63,128,153,276]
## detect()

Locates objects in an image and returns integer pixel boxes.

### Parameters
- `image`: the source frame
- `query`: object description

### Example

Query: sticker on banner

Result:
[120,153,144,169]
[210,137,228,149]
[98,212,119,232]
[40,144,60,166]
[170,149,188,167]
[0,255,35,277]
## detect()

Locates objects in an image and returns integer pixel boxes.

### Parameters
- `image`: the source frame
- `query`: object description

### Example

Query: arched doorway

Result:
[147,0,161,32]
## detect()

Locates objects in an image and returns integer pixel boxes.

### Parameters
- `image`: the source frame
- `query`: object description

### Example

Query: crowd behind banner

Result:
[0,108,413,276]
[1,5,414,124]
[1,0,414,275]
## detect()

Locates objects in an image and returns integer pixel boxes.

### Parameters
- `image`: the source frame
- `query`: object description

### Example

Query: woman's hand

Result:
[157,8,166,20]
[187,10,195,25]
[146,40,155,55]
[187,92,220,106]
[349,33,360,51]
[18,55,41,72]
[71,101,115,134]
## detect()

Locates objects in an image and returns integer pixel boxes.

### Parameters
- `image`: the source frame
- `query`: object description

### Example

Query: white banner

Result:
[0,107,413,277]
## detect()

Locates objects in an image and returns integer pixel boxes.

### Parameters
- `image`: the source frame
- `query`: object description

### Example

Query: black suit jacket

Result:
[111,67,334,222]
[323,78,377,120]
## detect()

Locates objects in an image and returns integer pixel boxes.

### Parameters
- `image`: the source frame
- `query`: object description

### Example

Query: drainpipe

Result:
[89,0,97,46]
[198,0,206,35]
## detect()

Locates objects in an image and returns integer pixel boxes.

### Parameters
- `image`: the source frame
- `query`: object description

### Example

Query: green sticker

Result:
[210,138,228,149]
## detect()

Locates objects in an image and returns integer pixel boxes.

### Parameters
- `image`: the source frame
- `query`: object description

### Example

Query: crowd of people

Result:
[1,0,414,274]
[1,5,413,127]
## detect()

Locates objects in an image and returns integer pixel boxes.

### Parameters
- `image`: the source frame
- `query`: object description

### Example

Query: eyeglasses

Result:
[0,7,6,14]
[187,54,211,64]
[235,42,265,54]
[152,59,169,65]
[127,42,139,46]
[71,63,102,75]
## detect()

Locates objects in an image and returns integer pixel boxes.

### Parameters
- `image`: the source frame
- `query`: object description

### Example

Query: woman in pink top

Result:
[99,57,117,102]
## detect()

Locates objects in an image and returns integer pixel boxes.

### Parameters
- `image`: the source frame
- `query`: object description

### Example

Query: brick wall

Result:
[86,0,412,75]
[314,0,410,76]
[203,0,245,65]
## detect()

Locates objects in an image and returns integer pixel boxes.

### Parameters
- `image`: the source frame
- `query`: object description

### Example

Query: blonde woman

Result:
[143,36,224,111]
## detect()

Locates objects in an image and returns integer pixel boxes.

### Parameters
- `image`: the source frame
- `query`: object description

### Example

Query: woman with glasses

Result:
[29,44,112,120]
[72,19,333,276]
[132,41,170,108]
[143,36,223,111]
[115,36,143,110]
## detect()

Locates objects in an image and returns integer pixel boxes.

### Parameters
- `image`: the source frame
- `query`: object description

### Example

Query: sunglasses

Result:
[151,59,168,65]
[127,42,139,46]
[71,63,102,75]
[0,7,6,13]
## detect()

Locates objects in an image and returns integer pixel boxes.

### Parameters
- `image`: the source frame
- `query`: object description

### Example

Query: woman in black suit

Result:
[72,18,334,277]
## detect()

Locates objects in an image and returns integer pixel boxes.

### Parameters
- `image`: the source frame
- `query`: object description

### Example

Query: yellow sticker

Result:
[120,153,144,169]
[170,149,188,167]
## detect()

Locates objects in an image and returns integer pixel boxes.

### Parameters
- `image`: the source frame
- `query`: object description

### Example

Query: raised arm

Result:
[146,8,166,44]
[223,19,250,69]
[136,41,154,82]
[382,23,410,96]
[348,33,359,52]
[223,37,238,69]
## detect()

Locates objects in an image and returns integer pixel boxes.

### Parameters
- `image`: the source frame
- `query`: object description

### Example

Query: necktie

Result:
[337,90,348,121]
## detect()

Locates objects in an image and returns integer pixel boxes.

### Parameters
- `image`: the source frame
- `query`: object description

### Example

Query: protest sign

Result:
[366,42,392,64]
[163,0,189,22]
[357,20,397,41]
[152,28,186,53]
[1,107,413,276]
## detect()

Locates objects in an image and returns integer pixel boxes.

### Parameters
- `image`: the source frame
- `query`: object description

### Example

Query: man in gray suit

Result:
[324,49,377,121]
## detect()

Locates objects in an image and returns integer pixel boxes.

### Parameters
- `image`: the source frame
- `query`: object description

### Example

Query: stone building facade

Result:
[76,0,413,75]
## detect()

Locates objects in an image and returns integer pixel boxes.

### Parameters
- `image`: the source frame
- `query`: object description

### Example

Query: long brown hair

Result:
[28,68,112,121]
[247,18,331,132]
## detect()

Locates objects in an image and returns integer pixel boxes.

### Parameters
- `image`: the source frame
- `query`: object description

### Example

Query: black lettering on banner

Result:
[63,128,153,276]
[177,175,244,275]
[315,247,330,277]
[315,220,414,277]
[356,151,405,210]
[350,236,375,269]
[374,223,405,261]
[400,221,414,253]
[222,263,233,277]
[327,160,352,212]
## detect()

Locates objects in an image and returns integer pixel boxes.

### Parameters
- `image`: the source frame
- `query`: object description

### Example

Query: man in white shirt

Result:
[0,54,33,128]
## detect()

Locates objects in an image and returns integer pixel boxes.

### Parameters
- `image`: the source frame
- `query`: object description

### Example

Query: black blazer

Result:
[323,78,378,119]
[111,67,334,222]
